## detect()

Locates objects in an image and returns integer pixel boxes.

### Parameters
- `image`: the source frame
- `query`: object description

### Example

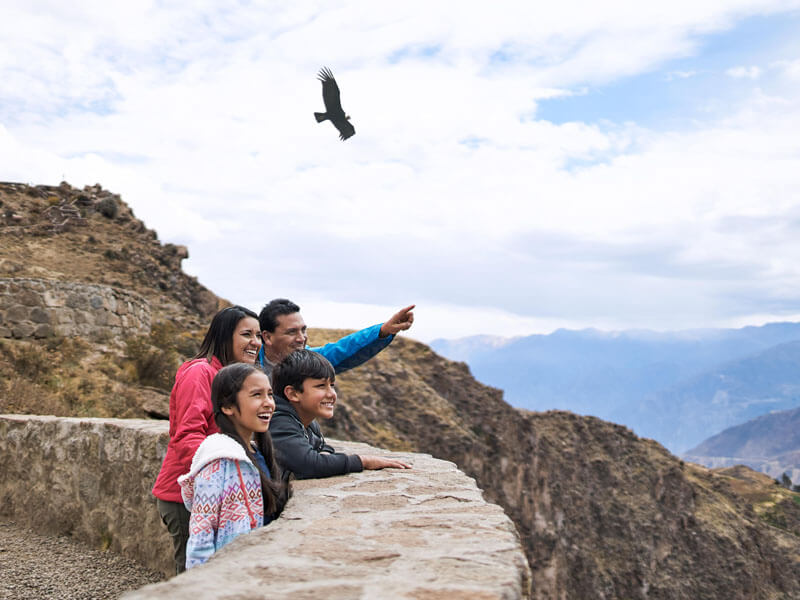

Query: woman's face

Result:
[230,316,262,364]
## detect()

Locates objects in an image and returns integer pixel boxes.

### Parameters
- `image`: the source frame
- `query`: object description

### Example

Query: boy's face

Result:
[286,377,336,426]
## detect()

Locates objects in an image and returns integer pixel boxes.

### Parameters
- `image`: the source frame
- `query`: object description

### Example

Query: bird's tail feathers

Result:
[314,112,327,123]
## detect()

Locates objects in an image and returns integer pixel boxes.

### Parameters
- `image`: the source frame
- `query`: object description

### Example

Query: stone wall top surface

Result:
[129,440,531,599]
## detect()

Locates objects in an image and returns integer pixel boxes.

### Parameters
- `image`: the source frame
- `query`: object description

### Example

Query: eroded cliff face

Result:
[319,334,800,599]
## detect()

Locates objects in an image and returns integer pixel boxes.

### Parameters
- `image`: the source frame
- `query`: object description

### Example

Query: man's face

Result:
[261,312,308,362]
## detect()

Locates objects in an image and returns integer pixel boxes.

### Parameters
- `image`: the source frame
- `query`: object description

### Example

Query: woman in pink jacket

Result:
[152,305,262,574]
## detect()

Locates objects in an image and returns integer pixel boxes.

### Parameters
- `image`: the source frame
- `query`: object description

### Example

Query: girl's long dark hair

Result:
[195,305,259,366]
[211,363,291,517]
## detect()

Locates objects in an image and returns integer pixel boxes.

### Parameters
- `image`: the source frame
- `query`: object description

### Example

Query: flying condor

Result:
[314,67,355,141]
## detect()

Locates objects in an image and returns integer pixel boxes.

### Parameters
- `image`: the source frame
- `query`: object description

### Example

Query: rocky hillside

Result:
[0,181,219,326]
[2,182,800,599]
[0,181,220,418]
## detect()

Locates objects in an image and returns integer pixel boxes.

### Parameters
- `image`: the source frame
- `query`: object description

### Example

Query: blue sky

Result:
[2,2,800,341]
[539,12,800,128]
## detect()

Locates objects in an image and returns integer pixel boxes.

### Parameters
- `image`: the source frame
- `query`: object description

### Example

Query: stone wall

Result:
[0,415,531,599]
[0,278,151,339]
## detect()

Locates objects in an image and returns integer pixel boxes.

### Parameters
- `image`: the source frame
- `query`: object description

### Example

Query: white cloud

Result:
[666,70,699,80]
[726,65,762,78]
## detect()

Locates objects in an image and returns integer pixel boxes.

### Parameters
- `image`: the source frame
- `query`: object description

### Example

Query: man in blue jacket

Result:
[257,298,414,377]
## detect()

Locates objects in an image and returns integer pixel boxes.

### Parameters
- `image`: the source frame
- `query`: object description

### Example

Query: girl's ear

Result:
[221,405,237,416]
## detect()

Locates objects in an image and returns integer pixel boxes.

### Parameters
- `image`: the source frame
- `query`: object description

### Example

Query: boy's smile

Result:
[287,377,337,426]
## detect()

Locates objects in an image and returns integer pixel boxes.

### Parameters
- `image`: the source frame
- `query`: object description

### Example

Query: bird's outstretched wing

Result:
[334,118,355,141]
[318,67,344,115]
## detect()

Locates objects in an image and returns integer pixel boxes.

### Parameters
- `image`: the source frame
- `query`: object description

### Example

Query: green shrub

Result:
[97,196,118,219]
[125,336,177,391]
[124,321,197,391]
[12,342,52,379]
[762,507,788,530]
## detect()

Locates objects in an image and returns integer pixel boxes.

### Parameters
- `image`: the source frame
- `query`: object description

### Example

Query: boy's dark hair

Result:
[258,298,300,333]
[212,363,291,517]
[195,305,259,366]
[272,349,335,398]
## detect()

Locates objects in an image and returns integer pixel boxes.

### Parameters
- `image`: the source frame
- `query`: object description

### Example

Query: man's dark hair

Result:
[272,349,335,398]
[211,363,290,517]
[259,298,301,333]
[195,305,259,366]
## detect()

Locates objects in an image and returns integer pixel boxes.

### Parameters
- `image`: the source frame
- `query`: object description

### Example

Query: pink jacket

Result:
[152,356,222,503]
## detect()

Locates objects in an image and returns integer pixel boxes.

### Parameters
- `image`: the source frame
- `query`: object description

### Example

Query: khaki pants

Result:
[157,498,190,575]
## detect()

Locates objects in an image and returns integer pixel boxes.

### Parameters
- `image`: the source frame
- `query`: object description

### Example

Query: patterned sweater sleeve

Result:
[185,458,224,570]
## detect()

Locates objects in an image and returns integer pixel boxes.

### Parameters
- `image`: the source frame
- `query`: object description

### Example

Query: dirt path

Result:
[0,520,164,599]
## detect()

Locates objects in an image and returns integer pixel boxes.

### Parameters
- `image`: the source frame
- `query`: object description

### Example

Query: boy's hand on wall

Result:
[359,455,412,470]
[379,305,415,338]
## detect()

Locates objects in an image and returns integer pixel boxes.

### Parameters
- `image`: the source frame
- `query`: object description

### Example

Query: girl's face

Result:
[223,371,275,443]
[230,316,262,364]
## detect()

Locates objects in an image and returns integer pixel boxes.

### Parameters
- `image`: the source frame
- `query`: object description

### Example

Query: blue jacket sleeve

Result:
[309,323,393,374]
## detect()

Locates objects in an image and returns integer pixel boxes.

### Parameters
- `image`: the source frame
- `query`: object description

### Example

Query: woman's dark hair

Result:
[271,349,335,398]
[195,305,259,366]
[211,363,291,517]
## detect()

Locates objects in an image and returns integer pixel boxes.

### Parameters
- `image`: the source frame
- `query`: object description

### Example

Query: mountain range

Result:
[431,326,800,454]
[684,405,800,482]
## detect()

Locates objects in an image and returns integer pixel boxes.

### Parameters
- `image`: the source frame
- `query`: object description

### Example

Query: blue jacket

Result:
[258,323,393,376]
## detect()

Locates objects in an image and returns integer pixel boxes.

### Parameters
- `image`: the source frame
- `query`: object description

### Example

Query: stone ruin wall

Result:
[0,277,151,340]
[0,415,531,599]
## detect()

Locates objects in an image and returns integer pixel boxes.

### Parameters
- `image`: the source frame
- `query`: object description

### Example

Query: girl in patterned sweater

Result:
[179,363,291,569]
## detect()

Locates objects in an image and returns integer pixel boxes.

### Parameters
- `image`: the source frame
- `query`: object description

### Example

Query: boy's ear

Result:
[284,385,300,403]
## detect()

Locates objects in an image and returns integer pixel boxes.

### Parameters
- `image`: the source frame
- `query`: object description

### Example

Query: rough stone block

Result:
[18,289,43,306]
[66,292,89,310]
[6,304,28,321]
[11,322,35,338]
[30,306,51,324]
[42,289,64,307]
[33,323,53,338]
